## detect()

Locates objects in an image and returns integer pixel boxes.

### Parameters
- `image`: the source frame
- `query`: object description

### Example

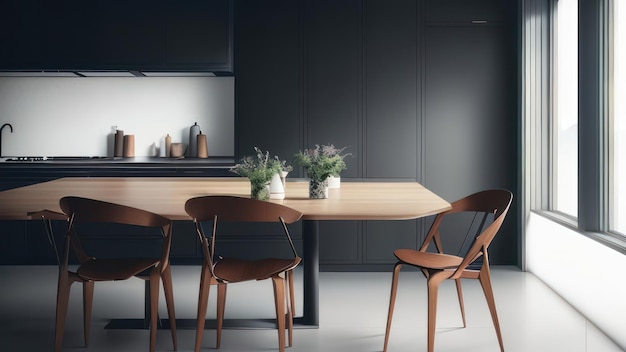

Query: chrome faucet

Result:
[1,123,13,157]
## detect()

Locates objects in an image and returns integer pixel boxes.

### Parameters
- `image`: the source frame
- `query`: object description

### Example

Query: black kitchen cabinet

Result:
[423,22,518,265]
[43,0,163,69]
[364,0,419,179]
[0,0,45,68]
[164,0,232,69]
[364,220,420,263]
[303,0,360,178]
[425,0,514,23]
[362,0,424,264]
[0,0,521,269]
[0,162,234,265]
[232,0,518,269]
[306,0,424,266]
[0,0,233,72]
[303,0,361,265]
[234,0,301,161]
[43,1,100,68]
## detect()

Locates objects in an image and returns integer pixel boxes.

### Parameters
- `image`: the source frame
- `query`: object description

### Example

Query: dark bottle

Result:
[188,122,200,157]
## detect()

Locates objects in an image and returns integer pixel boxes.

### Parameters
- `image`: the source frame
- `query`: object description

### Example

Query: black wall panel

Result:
[365,220,419,263]
[423,23,518,265]
[234,0,302,166]
[364,0,420,179]
[424,25,516,198]
[425,0,513,23]
[303,0,361,178]
[233,0,518,269]
[303,0,362,264]
[316,221,360,264]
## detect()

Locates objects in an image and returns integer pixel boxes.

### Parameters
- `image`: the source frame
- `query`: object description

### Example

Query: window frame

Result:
[550,0,579,221]
[608,0,625,237]
[537,0,626,254]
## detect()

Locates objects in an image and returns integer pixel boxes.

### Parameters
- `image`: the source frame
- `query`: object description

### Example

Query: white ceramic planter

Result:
[270,171,289,199]
[327,175,341,189]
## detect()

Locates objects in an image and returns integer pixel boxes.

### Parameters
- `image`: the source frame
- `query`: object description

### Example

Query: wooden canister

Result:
[123,134,135,157]
[197,132,208,158]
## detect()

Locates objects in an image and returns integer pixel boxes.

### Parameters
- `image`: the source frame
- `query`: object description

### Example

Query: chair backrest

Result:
[421,190,513,276]
[185,195,303,224]
[59,196,173,268]
[184,195,303,275]
[60,196,171,228]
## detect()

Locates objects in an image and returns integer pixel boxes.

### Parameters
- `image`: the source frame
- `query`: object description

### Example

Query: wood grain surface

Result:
[0,177,451,221]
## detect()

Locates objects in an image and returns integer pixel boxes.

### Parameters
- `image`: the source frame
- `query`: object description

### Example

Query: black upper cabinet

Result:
[44,1,158,69]
[91,1,164,68]
[233,0,301,160]
[0,0,233,72]
[425,0,515,23]
[0,0,45,68]
[164,0,232,69]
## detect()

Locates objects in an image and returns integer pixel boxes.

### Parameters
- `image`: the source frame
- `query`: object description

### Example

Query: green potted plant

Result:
[324,145,350,188]
[230,147,282,200]
[293,144,349,198]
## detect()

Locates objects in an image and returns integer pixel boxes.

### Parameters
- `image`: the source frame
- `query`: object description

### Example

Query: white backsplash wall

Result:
[0,76,234,157]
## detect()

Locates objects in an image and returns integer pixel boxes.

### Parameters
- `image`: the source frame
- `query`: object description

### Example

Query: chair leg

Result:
[161,265,178,350]
[383,262,403,352]
[54,273,72,352]
[455,278,467,328]
[478,265,504,352]
[54,272,75,352]
[216,282,227,349]
[82,280,94,347]
[271,275,286,352]
[286,270,295,347]
[149,270,161,352]
[427,272,447,352]
[195,264,212,352]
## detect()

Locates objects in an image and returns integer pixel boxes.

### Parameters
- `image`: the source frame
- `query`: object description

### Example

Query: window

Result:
[553,0,578,218]
[610,0,625,235]
[524,0,626,253]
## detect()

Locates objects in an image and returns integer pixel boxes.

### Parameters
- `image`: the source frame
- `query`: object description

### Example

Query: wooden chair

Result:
[383,189,512,352]
[52,196,178,352]
[184,195,303,352]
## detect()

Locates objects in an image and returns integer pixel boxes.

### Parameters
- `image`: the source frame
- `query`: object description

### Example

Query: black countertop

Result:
[0,156,235,167]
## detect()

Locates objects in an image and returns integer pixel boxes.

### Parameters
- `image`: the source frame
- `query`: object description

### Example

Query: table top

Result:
[0,177,451,221]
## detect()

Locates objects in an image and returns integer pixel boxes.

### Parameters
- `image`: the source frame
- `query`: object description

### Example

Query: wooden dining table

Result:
[0,177,451,328]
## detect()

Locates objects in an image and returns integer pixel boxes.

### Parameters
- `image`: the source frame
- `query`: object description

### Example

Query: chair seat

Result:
[77,258,159,281]
[214,257,301,283]
[394,249,463,270]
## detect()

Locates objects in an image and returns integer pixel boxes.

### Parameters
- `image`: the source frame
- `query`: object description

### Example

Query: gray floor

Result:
[0,265,622,352]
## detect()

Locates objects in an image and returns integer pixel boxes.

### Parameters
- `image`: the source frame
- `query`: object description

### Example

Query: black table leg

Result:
[296,219,319,327]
